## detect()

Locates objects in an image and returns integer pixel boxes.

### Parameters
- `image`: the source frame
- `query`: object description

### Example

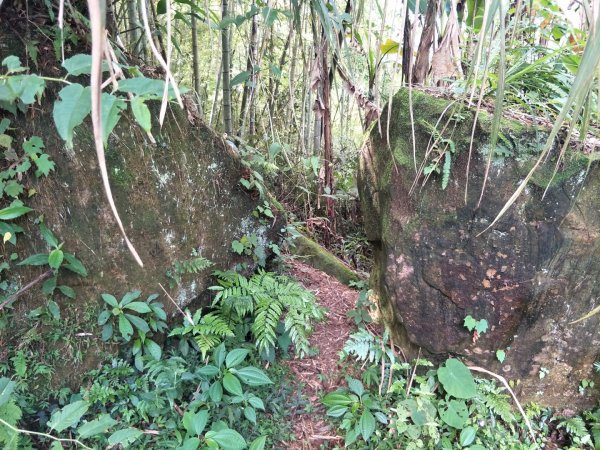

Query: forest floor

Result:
[279,259,360,449]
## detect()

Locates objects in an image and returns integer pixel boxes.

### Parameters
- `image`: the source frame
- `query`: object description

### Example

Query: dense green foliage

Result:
[1,0,600,448]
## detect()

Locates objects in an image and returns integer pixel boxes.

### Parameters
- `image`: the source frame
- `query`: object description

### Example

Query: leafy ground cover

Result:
[1,258,600,449]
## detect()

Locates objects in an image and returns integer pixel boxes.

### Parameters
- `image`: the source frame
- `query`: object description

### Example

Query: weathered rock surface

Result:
[8,105,277,312]
[359,88,600,408]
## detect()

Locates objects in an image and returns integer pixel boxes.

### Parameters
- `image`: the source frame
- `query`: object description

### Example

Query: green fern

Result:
[0,399,22,450]
[211,270,324,358]
[477,381,515,423]
[342,329,384,364]
[169,310,234,359]
[167,255,213,286]
[558,416,589,439]
[442,151,452,190]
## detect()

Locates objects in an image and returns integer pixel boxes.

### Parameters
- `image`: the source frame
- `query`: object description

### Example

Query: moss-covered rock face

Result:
[9,104,277,313]
[359,88,600,409]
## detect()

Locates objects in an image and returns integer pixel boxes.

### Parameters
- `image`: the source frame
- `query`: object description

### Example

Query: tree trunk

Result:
[221,0,233,135]
[240,1,259,138]
[412,0,438,85]
[191,6,201,96]
[402,4,412,84]
[127,0,143,57]
[210,60,223,127]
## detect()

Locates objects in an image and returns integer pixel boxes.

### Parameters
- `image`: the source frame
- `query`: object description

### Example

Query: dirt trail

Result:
[280,260,359,449]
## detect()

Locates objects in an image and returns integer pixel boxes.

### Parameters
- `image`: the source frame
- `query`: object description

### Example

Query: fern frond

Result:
[343,329,383,363]
[253,299,283,353]
[558,416,589,439]
[442,151,451,190]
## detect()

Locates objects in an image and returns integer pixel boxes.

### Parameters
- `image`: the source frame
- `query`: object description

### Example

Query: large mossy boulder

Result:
[359,88,600,408]
[6,104,277,315]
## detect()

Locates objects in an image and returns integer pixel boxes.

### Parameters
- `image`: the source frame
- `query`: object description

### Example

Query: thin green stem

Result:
[0,417,92,450]
[0,75,71,84]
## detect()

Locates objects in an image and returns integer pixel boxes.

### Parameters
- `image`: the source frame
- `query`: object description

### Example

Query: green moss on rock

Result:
[291,235,362,285]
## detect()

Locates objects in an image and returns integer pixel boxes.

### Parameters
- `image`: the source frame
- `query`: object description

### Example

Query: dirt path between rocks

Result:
[279,260,359,449]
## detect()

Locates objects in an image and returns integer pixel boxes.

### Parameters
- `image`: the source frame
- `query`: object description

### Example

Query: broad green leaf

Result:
[107,427,143,447]
[268,142,282,159]
[0,205,32,220]
[177,437,201,450]
[244,406,256,424]
[213,343,226,368]
[47,400,89,433]
[52,84,91,149]
[225,348,249,368]
[7,75,45,104]
[249,436,266,450]
[463,315,477,332]
[48,248,64,269]
[58,285,76,299]
[231,240,244,254]
[118,77,171,97]
[0,133,12,149]
[101,93,126,144]
[121,290,141,306]
[62,54,110,76]
[359,409,376,441]
[130,96,151,132]
[345,426,360,446]
[144,339,162,360]
[233,367,272,386]
[437,359,477,399]
[118,315,134,341]
[34,154,55,177]
[101,293,119,307]
[496,349,506,364]
[438,400,469,429]
[0,118,10,134]
[261,6,278,26]
[474,319,488,334]
[347,378,364,397]
[380,38,399,55]
[248,396,264,411]
[322,392,353,407]
[23,135,44,156]
[326,405,348,417]
[209,381,223,402]
[101,323,113,341]
[205,429,247,450]
[0,378,16,407]
[18,253,49,266]
[63,252,87,276]
[459,426,477,446]
[4,181,23,198]
[223,372,244,396]
[97,310,111,326]
[2,56,25,73]
[50,442,64,450]
[77,414,117,438]
[196,364,219,378]
[124,314,150,333]
[231,71,251,87]
[123,301,152,313]
[42,274,57,295]
[191,409,209,435]
[39,223,58,247]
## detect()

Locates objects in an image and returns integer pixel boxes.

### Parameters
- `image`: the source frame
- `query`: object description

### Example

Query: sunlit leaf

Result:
[52,83,91,149]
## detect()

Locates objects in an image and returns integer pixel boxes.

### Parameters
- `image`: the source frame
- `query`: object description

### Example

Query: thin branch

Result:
[0,418,92,450]
[158,283,194,326]
[468,366,538,447]
[0,269,53,311]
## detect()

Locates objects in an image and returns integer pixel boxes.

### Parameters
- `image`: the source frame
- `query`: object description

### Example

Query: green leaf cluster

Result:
[208,269,325,359]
